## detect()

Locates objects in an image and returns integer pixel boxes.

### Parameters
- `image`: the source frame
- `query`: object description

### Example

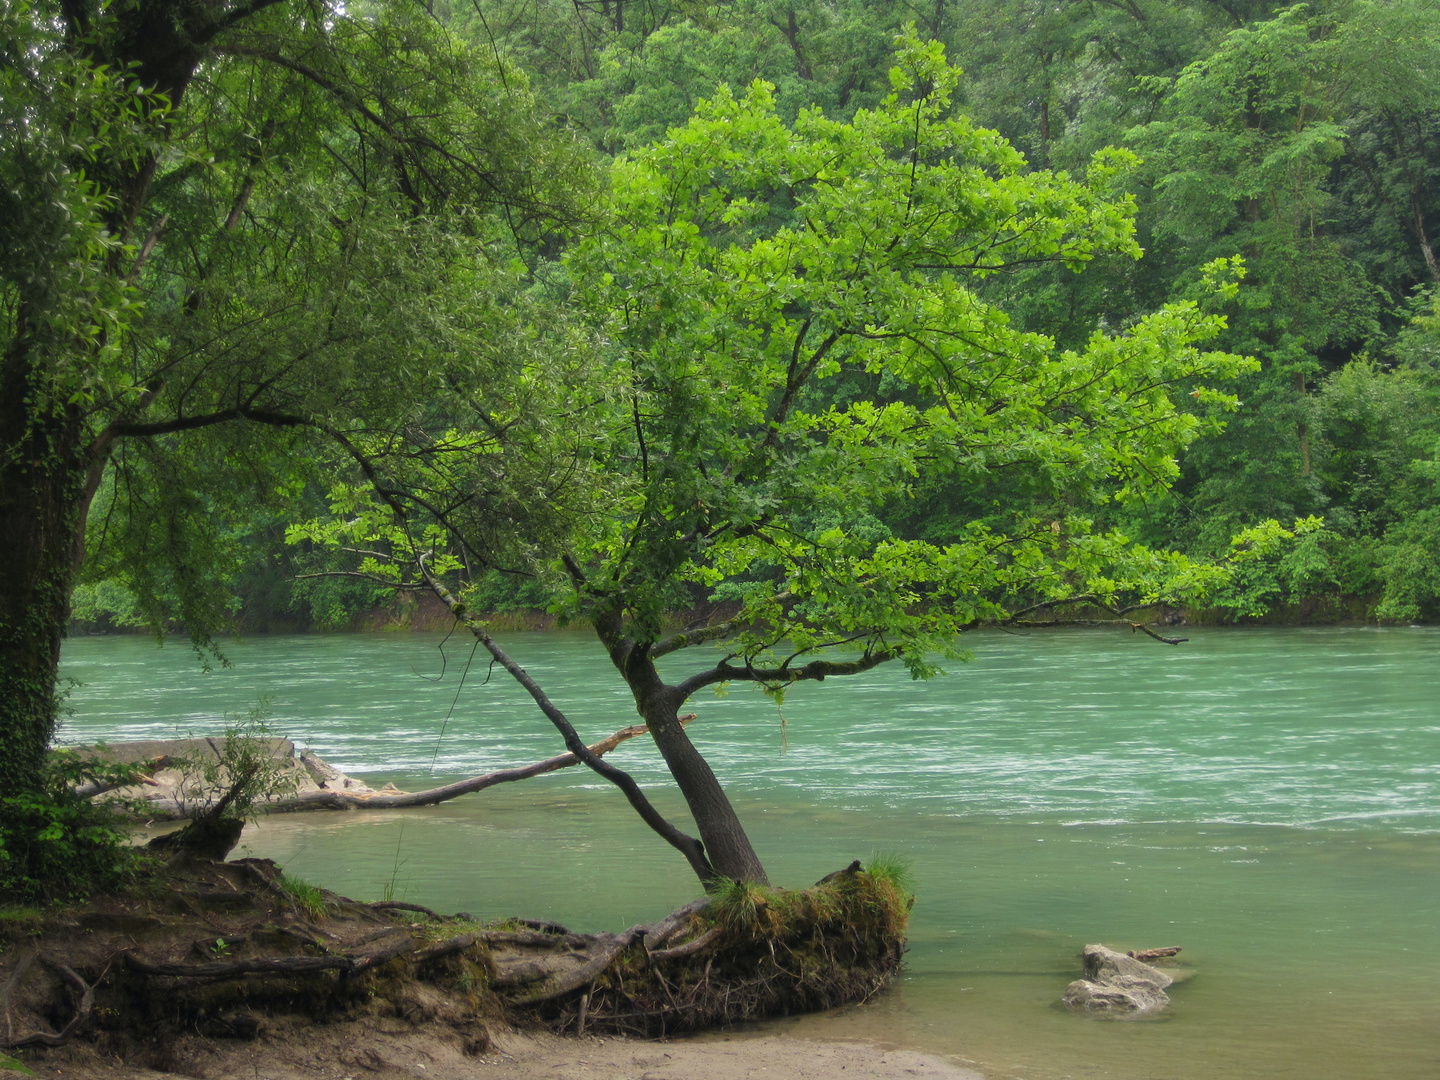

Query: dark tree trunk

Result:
[771,10,813,81]
[636,690,770,885]
[0,0,220,799]
[605,632,769,884]
[0,390,89,796]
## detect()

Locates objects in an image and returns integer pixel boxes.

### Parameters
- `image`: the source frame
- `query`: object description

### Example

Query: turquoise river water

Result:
[59,626,1440,1080]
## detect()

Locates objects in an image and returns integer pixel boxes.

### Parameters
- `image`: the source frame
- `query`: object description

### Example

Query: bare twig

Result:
[1130,623,1187,646]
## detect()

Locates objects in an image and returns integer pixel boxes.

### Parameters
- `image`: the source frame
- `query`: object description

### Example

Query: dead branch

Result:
[74,755,175,798]
[1130,623,1187,645]
[267,716,694,813]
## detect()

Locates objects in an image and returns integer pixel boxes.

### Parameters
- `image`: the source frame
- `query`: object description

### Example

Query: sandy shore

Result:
[32,1027,984,1080]
[471,1031,984,1080]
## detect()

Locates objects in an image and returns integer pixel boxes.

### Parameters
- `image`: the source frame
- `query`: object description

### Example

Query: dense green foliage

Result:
[0,0,603,893]
[71,0,1440,630]
[0,751,144,900]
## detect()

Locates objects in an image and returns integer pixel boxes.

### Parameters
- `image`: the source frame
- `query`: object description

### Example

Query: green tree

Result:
[0,0,594,817]
[303,35,1292,885]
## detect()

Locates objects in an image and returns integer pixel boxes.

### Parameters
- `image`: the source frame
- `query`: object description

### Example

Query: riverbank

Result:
[28,1029,983,1080]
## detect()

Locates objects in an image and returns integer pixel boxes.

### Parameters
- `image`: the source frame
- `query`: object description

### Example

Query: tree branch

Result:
[676,649,898,699]
[417,559,716,883]
[268,716,696,812]
[650,594,791,659]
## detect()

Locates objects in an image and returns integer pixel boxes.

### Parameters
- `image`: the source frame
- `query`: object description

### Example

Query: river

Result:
[59,626,1440,1080]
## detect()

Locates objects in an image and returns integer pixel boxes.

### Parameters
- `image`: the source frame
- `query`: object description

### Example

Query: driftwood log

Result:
[266,716,696,812]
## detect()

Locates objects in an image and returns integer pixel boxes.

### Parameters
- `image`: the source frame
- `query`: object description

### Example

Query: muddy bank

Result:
[21,1028,984,1080]
[2,853,915,1078]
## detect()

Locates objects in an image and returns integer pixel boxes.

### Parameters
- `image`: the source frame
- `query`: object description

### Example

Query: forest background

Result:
[69,0,1440,635]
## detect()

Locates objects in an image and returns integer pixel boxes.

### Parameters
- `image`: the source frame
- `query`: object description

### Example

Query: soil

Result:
[20,1025,983,1080]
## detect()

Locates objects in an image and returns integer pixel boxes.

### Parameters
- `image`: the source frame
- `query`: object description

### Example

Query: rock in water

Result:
[1063,944,1174,1016]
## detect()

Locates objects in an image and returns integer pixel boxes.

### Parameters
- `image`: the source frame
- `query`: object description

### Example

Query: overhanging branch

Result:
[676,648,898,699]
[417,558,717,883]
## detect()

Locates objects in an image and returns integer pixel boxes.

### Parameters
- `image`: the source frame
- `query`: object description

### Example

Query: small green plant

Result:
[209,937,232,956]
[865,852,915,895]
[706,877,779,930]
[379,824,409,903]
[0,1050,35,1074]
[0,749,148,901]
[170,700,300,822]
[279,875,329,920]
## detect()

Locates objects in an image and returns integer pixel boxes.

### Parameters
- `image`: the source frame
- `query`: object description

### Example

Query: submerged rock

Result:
[1063,944,1174,1016]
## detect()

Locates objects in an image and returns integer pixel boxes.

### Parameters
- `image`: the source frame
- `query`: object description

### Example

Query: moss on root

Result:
[1,856,914,1072]
[526,862,914,1038]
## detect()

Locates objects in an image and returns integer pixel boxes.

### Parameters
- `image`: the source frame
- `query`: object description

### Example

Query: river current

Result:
[60,626,1440,1080]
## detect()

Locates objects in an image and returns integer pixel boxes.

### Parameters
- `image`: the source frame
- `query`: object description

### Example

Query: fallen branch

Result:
[1130,623,1187,646]
[266,717,695,813]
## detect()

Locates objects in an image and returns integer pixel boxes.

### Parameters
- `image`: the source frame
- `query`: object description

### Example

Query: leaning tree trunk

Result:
[0,400,89,797]
[624,656,770,885]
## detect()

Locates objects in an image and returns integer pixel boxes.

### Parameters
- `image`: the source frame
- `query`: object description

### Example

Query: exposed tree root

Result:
[494,865,913,1037]
[0,857,910,1070]
[1,953,98,1049]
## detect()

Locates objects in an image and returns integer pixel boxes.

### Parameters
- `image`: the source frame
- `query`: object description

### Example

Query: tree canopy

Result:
[296,34,1304,884]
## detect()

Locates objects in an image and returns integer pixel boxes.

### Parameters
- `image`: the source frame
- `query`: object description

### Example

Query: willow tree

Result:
[305,35,1295,887]
[0,0,596,830]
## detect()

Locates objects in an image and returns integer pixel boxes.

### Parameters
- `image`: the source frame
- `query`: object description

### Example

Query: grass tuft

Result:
[279,875,330,920]
[865,852,915,895]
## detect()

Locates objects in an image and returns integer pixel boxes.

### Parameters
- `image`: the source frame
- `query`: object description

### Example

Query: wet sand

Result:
[32,1027,984,1080]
